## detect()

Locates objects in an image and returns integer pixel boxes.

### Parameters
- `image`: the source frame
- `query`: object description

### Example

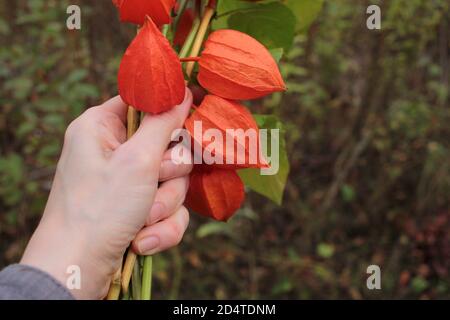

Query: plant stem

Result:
[106,108,139,300]
[106,26,143,300]
[168,247,183,299]
[121,288,130,300]
[131,258,142,300]
[111,106,140,298]
[127,107,139,138]
[121,250,137,294]
[173,0,189,31]
[185,4,215,78]
[179,18,201,59]
[180,56,201,62]
[141,256,153,300]
[162,24,170,38]
[106,264,122,300]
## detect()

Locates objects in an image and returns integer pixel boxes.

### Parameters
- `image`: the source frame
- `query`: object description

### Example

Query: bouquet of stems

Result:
[106,0,302,300]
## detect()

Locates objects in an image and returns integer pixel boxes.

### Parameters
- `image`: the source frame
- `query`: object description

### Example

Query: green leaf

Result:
[286,0,324,32]
[238,115,290,205]
[212,0,255,30]
[213,1,296,51]
[215,0,251,15]
[0,153,25,206]
[37,144,60,165]
[0,18,10,35]
[317,243,335,259]
[5,77,33,100]
[196,221,232,238]
[341,184,356,203]
[411,277,429,293]
[271,277,293,295]
[67,69,88,83]
[269,48,284,63]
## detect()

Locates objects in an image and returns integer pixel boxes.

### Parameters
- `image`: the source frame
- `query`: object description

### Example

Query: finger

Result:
[98,95,128,123]
[132,206,190,255]
[88,106,127,148]
[159,144,193,181]
[126,88,192,155]
[146,176,189,225]
[109,89,192,184]
[64,103,127,155]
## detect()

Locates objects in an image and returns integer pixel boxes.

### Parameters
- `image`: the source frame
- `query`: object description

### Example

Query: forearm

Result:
[20,210,117,300]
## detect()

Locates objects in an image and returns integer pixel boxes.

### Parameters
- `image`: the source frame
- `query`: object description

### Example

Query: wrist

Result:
[21,213,111,299]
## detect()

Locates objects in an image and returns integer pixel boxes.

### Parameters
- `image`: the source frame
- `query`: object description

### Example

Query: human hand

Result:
[21,89,193,299]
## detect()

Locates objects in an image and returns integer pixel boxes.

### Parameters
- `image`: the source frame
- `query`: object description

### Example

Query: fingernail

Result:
[150,202,165,223]
[138,236,160,254]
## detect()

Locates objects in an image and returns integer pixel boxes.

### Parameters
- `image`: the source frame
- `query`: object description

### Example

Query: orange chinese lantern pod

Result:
[173,9,194,46]
[118,17,185,114]
[198,29,286,100]
[112,0,176,26]
[185,166,245,221]
[185,95,269,169]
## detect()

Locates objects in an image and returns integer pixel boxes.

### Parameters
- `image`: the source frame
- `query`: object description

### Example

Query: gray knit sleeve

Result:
[0,264,74,300]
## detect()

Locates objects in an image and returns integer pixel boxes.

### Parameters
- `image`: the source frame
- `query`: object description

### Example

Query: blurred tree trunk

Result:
[80,0,133,95]
[0,0,17,45]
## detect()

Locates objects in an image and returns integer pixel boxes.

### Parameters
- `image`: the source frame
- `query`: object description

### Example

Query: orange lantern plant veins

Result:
[198,29,286,100]
[118,17,185,114]
[184,165,245,222]
[185,95,268,170]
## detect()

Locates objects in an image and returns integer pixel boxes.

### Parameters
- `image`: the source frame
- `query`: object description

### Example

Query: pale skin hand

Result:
[21,89,193,300]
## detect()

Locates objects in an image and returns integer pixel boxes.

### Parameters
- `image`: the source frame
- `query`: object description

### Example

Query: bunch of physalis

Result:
[108,0,286,300]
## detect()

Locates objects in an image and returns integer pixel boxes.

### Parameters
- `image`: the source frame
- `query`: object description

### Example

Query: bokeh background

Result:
[0,0,449,299]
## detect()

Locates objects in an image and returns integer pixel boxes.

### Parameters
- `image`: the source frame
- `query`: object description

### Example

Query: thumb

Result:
[125,88,192,155]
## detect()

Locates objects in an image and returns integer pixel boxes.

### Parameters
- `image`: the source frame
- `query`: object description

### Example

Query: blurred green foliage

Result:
[0,0,449,299]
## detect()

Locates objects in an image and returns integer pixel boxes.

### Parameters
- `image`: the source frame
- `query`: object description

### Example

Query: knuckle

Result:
[114,145,158,171]
[168,219,183,240]
[64,120,77,141]
[83,105,102,118]
[168,210,189,245]
[180,206,190,226]
[153,113,174,128]
[65,106,102,141]
[131,240,142,254]
[177,178,189,204]
[78,107,103,127]
[100,112,123,128]
[165,179,188,206]
[134,152,157,170]
[172,147,193,171]
[165,183,181,201]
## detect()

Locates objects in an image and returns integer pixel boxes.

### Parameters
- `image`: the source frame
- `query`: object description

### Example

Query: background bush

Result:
[0,0,448,299]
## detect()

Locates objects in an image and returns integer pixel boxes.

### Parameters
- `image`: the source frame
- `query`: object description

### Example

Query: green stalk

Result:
[173,0,189,31]
[162,24,170,37]
[131,259,142,300]
[185,4,215,78]
[121,288,130,300]
[141,256,153,300]
[179,18,201,58]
